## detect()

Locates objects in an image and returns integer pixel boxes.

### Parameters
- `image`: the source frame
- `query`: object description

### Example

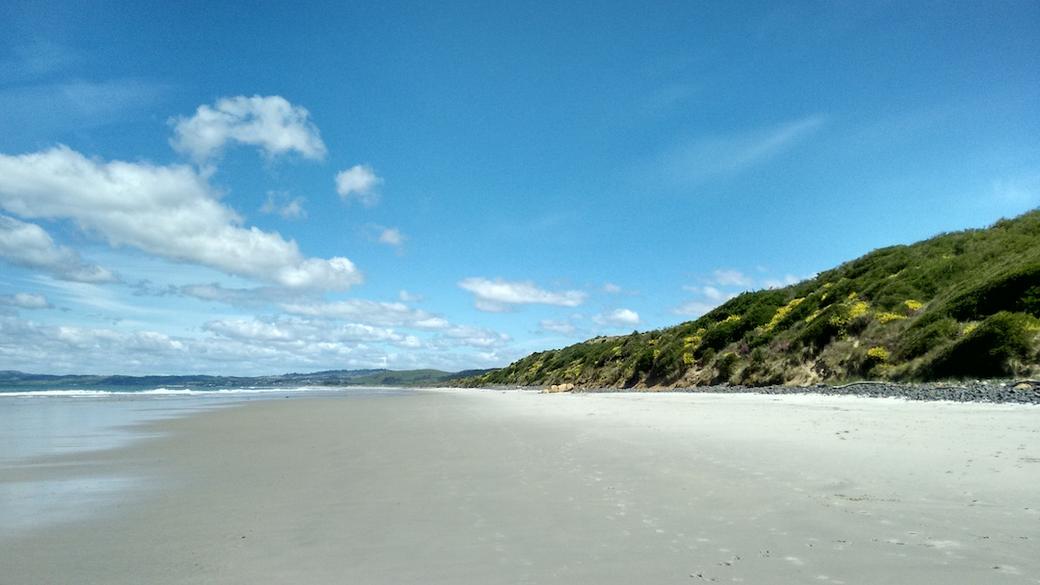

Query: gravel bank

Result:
[572,380,1040,404]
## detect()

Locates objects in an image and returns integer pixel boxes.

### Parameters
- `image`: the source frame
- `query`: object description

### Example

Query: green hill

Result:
[465,210,1040,388]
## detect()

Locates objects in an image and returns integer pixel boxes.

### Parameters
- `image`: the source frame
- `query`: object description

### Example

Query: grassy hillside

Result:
[465,211,1040,388]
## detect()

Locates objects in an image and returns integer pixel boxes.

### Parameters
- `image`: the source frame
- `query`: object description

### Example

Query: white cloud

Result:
[763,274,801,289]
[398,290,422,302]
[650,114,826,186]
[205,316,426,349]
[280,299,449,330]
[0,146,361,290]
[169,95,326,162]
[0,79,169,137]
[0,312,510,375]
[0,215,116,282]
[539,319,577,335]
[260,192,307,220]
[676,277,743,317]
[458,277,587,312]
[711,269,753,287]
[0,292,51,310]
[682,284,738,303]
[436,325,511,349]
[593,308,640,328]
[674,300,720,317]
[153,283,300,307]
[603,282,622,294]
[335,164,382,206]
[378,227,405,248]
[702,285,725,301]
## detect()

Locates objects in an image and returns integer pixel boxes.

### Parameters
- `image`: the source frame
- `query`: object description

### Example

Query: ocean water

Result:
[0,385,409,538]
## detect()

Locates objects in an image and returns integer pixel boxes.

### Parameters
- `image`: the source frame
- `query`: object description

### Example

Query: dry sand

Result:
[2,389,1039,584]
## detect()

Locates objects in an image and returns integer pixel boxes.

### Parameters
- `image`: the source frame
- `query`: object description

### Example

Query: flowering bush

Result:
[848,300,871,319]
[866,346,890,362]
[766,297,804,331]
[877,312,907,324]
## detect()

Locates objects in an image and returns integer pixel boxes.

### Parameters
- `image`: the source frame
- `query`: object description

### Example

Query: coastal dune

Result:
[3,390,1039,584]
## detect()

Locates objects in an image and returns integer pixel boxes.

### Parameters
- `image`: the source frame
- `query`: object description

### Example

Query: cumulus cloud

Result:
[0,315,373,374]
[0,215,116,282]
[0,308,513,374]
[280,299,450,330]
[260,191,307,220]
[593,308,640,328]
[0,146,361,290]
[458,277,587,312]
[204,316,417,347]
[335,165,382,206]
[0,292,51,309]
[169,95,326,162]
[602,282,623,294]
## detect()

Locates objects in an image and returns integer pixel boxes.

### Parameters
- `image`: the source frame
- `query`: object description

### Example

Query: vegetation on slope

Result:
[465,211,1040,388]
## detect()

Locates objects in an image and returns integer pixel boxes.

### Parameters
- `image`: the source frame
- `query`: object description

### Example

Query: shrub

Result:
[866,346,890,362]
[697,316,751,355]
[897,316,959,359]
[765,297,805,331]
[942,263,1040,320]
[876,311,907,324]
[714,352,739,384]
[918,311,1039,379]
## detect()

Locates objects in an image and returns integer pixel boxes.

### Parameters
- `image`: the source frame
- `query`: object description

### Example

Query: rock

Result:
[1013,382,1034,391]
[544,383,575,393]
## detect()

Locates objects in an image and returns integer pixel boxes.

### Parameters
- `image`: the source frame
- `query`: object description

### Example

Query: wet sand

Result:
[3,389,1038,584]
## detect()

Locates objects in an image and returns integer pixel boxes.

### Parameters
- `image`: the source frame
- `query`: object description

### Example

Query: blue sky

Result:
[1,1,1038,374]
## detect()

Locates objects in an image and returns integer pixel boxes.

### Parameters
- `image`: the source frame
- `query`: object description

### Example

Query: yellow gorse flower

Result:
[766,297,804,331]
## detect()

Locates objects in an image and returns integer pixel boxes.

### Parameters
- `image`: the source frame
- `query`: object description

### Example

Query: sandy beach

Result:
[3,389,1039,584]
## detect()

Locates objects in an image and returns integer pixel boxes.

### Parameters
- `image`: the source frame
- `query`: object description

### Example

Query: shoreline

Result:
[461,380,1040,404]
[3,390,1038,583]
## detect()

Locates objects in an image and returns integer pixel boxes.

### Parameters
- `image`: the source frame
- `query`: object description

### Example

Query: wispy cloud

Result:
[260,191,307,220]
[709,269,753,287]
[459,277,587,312]
[642,82,698,115]
[0,41,83,82]
[538,319,577,335]
[990,174,1040,206]
[0,79,170,135]
[378,227,405,249]
[644,114,827,187]
[675,267,807,317]
[0,292,52,310]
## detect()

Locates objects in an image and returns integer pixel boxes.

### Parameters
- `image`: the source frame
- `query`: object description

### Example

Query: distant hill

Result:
[462,210,1040,388]
[0,368,485,390]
